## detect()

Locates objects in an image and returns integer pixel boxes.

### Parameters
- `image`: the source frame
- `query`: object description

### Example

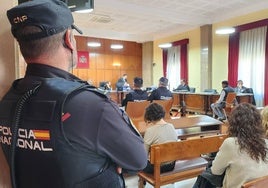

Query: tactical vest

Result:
[0,77,121,188]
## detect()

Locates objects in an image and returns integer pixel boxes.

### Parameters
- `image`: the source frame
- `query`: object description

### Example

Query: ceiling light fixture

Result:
[158,43,172,48]
[215,27,235,35]
[111,44,123,49]
[87,42,101,47]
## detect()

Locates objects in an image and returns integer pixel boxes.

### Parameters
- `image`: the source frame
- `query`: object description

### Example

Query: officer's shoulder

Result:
[81,85,109,99]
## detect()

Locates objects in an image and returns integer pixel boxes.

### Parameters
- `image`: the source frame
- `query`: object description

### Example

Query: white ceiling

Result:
[72,0,268,43]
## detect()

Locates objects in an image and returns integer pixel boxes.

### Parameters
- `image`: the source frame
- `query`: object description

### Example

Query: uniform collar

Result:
[25,63,82,82]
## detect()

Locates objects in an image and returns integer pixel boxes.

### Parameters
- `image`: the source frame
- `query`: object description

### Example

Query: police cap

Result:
[7,0,82,41]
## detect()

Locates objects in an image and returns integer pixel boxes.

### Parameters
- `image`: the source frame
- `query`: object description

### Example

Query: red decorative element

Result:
[77,51,89,68]
[62,112,71,122]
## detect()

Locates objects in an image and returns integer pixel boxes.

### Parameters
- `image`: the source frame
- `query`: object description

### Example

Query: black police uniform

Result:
[148,87,173,101]
[0,64,147,188]
[121,89,148,107]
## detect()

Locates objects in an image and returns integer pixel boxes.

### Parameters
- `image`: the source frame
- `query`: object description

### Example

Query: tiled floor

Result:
[125,175,196,188]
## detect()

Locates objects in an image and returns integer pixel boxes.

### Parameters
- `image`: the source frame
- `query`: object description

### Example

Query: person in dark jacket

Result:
[122,77,148,107]
[148,77,173,101]
[0,1,147,188]
[174,79,190,92]
[116,74,130,91]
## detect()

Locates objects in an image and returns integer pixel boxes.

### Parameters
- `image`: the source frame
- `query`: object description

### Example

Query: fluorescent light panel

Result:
[158,43,172,48]
[215,27,235,35]
[87,42,101,47]
[111,44,123,49]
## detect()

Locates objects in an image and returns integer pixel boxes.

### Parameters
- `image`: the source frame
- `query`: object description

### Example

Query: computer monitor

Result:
[61,0,94,12]
[99,81,107,88]
[203,89,218,94]
[18,0,94,12]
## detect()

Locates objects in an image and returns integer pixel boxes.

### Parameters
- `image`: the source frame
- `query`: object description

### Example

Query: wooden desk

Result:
[172,92,253,114]
[134,115,223,140]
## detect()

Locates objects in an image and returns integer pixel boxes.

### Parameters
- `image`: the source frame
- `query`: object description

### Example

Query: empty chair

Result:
[152,99,173,119]
[244,88,256,105]
[125,100,150,121]
[223,92,237,119]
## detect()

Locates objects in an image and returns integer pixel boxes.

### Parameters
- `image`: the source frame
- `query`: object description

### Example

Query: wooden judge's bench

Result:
[172,92,254,115]
[106,90,253,114]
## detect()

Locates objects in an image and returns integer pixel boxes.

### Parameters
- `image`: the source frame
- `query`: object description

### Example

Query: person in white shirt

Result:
[142,103,177,173]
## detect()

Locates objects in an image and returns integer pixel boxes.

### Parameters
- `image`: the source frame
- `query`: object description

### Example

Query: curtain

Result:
[167,46,181,90]
[163,50,168,77]
[180,44,188,80]
[265,30,268,106]
[228,19,268,106]
[162,39,189,89]
[227,33,239,86]
[238,26,267,107]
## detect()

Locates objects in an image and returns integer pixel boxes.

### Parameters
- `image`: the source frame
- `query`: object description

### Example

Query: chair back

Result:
[223,92,237,118]
[125,100,150,121]
[225,92,237,106]
[241,175,268,188]
[152,99,173,119]
[245,88,256,105]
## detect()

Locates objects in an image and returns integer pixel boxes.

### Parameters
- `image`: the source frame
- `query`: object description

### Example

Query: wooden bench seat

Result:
[241,175,268,188]
[138,134,227,188]
[139,157,207,186]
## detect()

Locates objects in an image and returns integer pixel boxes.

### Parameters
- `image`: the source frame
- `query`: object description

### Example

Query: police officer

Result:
[148,77,173,101]
[0,1,147,188]
[121,77,148,107]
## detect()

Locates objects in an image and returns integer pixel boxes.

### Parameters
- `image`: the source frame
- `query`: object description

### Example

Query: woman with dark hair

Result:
[210,103,268,188]
[142,103,177,173]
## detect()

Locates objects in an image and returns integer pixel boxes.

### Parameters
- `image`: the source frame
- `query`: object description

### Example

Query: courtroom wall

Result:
[153,8,268,93]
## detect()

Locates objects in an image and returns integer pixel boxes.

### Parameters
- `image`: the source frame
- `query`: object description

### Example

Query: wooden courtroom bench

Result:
[138,134,227,188]
[241,175,268,188]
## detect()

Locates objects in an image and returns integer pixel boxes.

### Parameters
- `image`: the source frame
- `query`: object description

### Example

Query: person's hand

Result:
[117,166,122,174]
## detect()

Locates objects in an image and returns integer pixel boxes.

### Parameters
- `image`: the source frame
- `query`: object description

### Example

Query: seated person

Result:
[121,77,148,107]
[99,81,112,90]
[104,81,112,90]
[210,80,234,121]
[142,103,178,173]
[148,77,173,101]
[194,103,268,188]
[234,80,247,93]
[234,80,256,105]
[173,79,190,92]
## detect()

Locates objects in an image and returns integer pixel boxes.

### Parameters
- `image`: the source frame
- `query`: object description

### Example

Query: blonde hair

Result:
[261,106,268,138]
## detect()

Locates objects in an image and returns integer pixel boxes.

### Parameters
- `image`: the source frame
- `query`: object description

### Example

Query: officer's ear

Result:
[64,29,74,51]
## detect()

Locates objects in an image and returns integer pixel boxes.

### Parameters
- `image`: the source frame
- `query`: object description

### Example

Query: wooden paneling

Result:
[75,36,142,88]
